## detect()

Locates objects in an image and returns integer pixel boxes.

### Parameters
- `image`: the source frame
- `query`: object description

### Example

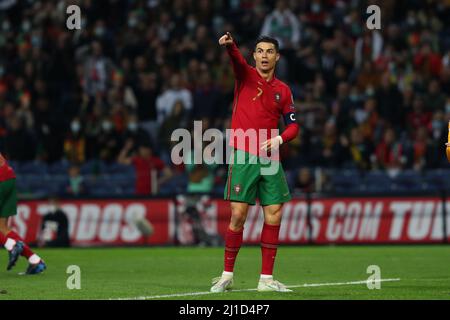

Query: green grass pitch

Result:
[0,245,449,300]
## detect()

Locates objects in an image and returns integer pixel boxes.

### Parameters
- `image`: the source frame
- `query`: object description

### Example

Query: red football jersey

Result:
[0,153,16,182]
[226,42,299,157]
[132,156,165,195]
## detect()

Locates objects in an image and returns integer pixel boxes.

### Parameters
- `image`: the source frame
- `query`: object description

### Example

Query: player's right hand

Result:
[218,32,233,46]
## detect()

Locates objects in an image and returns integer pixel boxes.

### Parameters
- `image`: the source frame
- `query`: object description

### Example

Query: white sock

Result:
[260,274,273,280]
[28,254,40,264]
[222,271,233,278]
[4,238,16,251]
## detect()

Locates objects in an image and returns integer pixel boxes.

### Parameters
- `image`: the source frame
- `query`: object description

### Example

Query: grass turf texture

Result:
[0,246,449,300]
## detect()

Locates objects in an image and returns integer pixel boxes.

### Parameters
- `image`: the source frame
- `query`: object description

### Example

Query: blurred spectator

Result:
[414,42,442,78]
[375,72,403,127]
[354,29,383,69]
[425,79,446,113]
[38,197,70,248]
[3,115,36,161]
[185,143,218,194]
[156,73,192,124]
[407,96,432,135]
[64,118,85,164]
[96,117,123,163]
[298,83,327,139]
[123,114,152,150]
[374,128,406,171]
[331,82,355,134]
[82,40,114,99]
[356,61,381,92]
[260,0,301,50]
[293,167,314,194]
[64,165,85,196]
[409,126,429,171]
[133,72,159,144]
[118,141,172,195]
[192,71,220,120]
[84,104,103,160]
[312,120,347,168]
[356,98,381,143]
[108,69,138,110]
[345,127,373,171]
[158,100,188,153]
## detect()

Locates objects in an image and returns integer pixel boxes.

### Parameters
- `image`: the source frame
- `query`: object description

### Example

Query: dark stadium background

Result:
[0,0,449,247]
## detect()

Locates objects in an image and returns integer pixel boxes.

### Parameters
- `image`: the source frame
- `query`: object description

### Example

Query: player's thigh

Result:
[258,162,291,206]
[0,179,17,218]
[224,150,259,205]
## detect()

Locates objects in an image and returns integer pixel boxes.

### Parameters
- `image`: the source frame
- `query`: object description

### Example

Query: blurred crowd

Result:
[0,0,449,195]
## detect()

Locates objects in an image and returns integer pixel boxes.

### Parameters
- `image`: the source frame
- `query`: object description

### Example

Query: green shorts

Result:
[0,179,17,218]
[224,149,291,206]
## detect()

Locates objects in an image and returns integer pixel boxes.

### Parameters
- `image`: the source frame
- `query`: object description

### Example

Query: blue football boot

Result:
[25,260,47,275]
[7,241,24,271]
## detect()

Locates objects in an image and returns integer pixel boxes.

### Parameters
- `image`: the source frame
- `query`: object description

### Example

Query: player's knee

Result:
[230,215,246,230]
[230,209,247,230]
[268,214,282,225]
[271,209,282,218]
[264,206,283,224]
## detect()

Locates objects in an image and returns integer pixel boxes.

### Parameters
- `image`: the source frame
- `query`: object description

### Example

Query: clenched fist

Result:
[218,32,233,46]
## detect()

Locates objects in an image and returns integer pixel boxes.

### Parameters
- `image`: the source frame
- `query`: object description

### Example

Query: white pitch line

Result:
[111,278,401,300]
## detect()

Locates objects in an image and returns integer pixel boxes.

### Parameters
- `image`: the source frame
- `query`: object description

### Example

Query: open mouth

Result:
[261,61,269,66]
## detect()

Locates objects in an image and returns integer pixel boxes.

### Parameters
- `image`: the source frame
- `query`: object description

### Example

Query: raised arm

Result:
[218,32,250,80]
[117,139,134,165]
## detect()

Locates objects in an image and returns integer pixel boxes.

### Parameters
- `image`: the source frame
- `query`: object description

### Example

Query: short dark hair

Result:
[254,36,279,52]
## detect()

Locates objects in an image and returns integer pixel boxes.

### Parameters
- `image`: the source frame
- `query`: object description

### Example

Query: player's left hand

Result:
[261,136,283,152]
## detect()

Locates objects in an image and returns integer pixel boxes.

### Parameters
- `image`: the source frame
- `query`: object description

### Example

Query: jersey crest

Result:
[274,92,281,102]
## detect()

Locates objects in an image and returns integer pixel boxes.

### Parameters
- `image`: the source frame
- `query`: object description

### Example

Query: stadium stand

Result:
[0,0,449,197]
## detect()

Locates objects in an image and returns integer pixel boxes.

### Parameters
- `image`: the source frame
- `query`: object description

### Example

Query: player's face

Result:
[253,42,280,73]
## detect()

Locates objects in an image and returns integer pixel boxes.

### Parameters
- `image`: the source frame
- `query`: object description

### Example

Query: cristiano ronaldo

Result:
[211,32,299,293]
